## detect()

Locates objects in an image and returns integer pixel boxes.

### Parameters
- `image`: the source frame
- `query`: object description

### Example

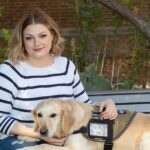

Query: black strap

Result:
[73,126,87,134]
[104,141,113,150]
[104,119,113,150]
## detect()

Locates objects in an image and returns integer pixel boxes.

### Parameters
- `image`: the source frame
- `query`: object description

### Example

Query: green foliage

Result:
[112,80,135,90]
[63,0,103,71]
[63,0,102,32]
[0,28,10,61]
[111,13,124,32]
[120,80,135,89]
[1,28,11,41]
[63,0,149,90]
[0,28,10,53]
[80,64,135,91]
[0,6,4,16]
[121,0,135,8]
[128,28,149,88]
[80,64,112,91]
[0,7,10,61]
[77,2,102,32]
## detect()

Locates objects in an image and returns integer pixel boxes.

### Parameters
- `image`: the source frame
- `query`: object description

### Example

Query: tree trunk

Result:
[95,0,150,48]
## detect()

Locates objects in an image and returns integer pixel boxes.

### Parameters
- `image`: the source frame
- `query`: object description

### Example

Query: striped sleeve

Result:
[71,62,91,104]
[0,64,17,135]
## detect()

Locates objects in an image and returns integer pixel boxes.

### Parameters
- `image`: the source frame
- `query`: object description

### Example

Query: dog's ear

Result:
[60,100,93,135]
[66,100,93,129]
[61,102,74,136]
[32,109,39,132]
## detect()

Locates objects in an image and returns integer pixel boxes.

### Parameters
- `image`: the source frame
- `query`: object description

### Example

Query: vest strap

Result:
[104,141,113,150]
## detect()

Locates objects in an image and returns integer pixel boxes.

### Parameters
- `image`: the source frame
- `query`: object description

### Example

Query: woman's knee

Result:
[0,136,43,150]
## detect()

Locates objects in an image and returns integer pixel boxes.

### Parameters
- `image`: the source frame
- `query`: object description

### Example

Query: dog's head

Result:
[32,98,93,138]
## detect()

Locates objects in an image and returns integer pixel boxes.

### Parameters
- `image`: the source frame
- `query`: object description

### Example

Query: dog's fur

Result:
[18,98,150,150]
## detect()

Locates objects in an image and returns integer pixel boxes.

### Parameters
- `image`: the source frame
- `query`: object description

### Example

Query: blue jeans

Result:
[0,136,45,150]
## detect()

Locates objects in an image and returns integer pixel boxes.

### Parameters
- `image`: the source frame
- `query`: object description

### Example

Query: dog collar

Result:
[73,106,114,140]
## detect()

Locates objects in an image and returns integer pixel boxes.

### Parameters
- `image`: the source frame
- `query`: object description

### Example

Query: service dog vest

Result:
[82,106,137,141]
[74,106,137,150]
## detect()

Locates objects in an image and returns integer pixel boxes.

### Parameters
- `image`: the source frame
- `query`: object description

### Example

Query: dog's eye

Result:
[50,113,57,118]
[37,113,42,117]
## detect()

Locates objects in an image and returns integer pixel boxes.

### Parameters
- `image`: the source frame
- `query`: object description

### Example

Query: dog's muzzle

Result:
[39,128,49,136]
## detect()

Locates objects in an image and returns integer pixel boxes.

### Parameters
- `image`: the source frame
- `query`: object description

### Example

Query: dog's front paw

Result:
[17,136,40,142]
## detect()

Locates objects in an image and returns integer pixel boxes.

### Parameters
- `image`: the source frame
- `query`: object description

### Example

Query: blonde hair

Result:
[8,9,64,64]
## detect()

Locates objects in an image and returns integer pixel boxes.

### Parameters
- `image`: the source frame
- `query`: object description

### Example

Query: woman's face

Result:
[23,24,53,61]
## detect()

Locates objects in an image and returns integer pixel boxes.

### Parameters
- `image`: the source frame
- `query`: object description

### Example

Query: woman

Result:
[0,9,117,150]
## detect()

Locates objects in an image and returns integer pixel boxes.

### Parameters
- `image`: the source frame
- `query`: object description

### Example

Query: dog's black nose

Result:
[40,129,48,136]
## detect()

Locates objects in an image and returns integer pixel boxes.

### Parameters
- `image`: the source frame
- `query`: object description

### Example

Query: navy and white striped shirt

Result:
[0,56,90,139]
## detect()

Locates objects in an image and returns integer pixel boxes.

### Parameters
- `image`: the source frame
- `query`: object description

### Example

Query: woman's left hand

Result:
[99,99,117,120]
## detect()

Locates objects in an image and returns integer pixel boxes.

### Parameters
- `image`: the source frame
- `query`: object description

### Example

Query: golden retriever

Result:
[18,98,150,150]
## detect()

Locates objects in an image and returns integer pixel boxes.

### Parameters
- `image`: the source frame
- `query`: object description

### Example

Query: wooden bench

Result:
[88,89,150,113]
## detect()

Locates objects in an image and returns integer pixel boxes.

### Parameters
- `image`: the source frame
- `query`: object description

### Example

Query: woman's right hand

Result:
[10,122,67,146]
[40,136,67,146]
